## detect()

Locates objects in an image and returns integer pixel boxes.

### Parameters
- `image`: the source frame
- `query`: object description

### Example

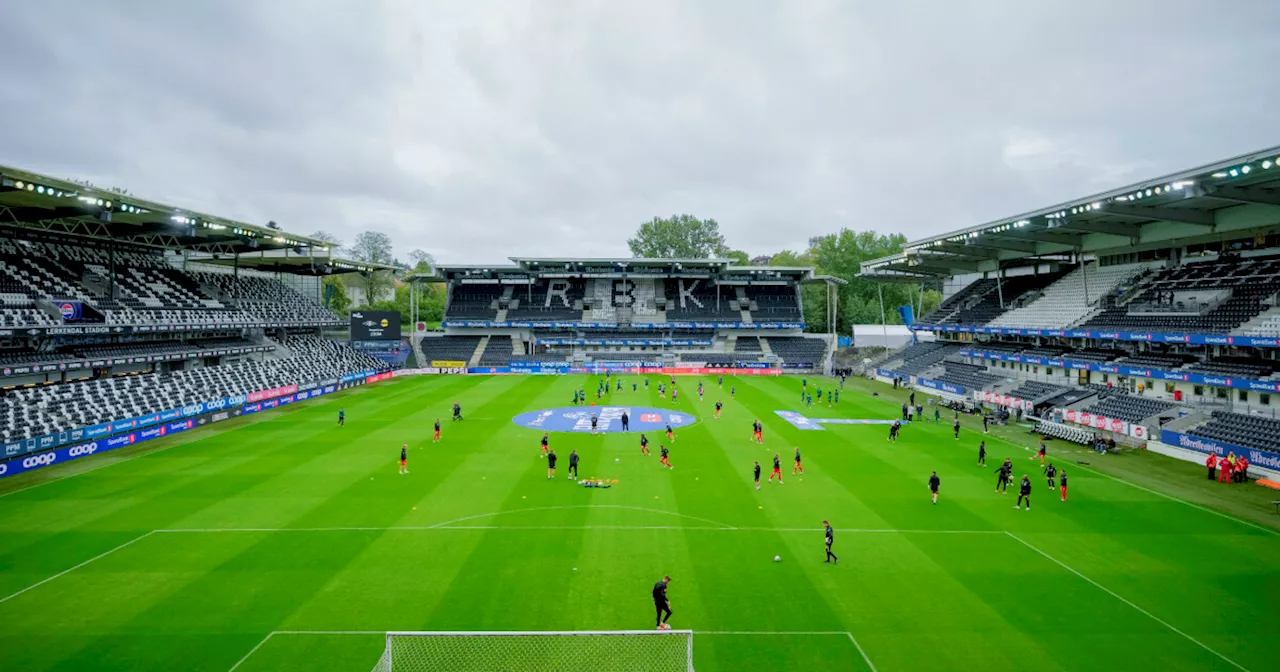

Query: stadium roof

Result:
[190,249,399,275]
[424,257,830,283]
[860,145,1280,282]
[0,164,332,256]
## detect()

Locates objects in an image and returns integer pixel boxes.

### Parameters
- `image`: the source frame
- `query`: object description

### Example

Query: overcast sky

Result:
[2,1,1278,264]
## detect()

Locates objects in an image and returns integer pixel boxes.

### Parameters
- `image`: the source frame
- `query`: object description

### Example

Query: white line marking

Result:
[154,526,1002,534]
[0,530,155,605]
[984,433,1278,536]
[228,632,274,672]
[1005,531,1249,672]
[697,630,850,635]
[846,631,879,672]
[273,630,385,635]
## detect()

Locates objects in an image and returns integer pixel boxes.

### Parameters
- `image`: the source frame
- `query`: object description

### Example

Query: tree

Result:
[322,275,351,314]
[345,231,395,305]
[408,249,436,272]
[627,215,729,258]
[760,229,942,335]
[309,231,342,246]
[725,249,750,266]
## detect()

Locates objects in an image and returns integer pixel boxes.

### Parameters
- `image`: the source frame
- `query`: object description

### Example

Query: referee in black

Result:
[823,520,838,564]
[653,576,672,629]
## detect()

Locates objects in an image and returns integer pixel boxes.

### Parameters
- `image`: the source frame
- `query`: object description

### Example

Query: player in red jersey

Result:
[659,445,673,469]
[399,444,408,475]
[640,433,651,456]
[768,453,783,484]
[666,423,676,443]
[714,400,723,419]
[540,433,550,457]
[433,419,441,443]
[793,447,804,475]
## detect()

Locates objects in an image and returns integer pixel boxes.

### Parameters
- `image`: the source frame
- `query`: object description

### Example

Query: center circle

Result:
[512,407,697,433]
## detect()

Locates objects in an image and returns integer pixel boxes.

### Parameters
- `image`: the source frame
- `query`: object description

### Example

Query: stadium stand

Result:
[1082,255,1280,333]
[743,285,802,322]
[446,284,503,320]
[419,336,483,363]
[987,262,1156,329]
[665,280,742,322]
[1008,380,1068,400]
[1185,356,1280,378]
[0,335,385,444]
[920,271,1069,325]
[937,362,1003,389]
[765,337,828,367]
[1189,411,1280,453]
[1078,394,1176,424]
[506,279,585,321]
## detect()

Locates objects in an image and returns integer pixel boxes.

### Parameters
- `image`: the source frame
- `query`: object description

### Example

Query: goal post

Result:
[371,630,694,672]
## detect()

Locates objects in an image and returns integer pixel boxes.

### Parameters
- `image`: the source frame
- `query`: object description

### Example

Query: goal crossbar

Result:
[374,630,694,672]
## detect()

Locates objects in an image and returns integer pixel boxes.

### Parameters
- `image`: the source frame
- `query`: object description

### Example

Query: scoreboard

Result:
[350,310,401,341]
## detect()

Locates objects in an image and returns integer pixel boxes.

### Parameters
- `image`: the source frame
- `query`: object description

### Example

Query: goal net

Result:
[370,630,694,672]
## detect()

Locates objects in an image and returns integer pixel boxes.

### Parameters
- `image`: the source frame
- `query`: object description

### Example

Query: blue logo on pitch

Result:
[512,407,696,433]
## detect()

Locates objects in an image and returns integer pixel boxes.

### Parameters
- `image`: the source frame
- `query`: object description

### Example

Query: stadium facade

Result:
[860,145,1280,477]
[411,258,842,375]
[0,164,397,477]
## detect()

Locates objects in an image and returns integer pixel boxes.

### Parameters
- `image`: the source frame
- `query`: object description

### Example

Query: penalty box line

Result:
[231,630,876,672]
[1005,531,1249,672]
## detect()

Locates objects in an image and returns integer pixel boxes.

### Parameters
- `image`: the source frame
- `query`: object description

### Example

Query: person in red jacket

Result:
[1218,453,1233,483]
[1206,453,1218,481]
[1239,456,1249,483]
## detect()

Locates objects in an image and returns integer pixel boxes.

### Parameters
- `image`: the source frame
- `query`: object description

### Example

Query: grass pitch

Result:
[0,373,1276,671]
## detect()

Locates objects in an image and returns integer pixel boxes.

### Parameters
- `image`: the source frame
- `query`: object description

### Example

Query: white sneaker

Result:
[1013,505,1019,509]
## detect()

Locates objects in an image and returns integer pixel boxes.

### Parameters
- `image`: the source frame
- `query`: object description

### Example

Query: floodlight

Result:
[1229,169,1238,177]
[26,183,34,191]
[1241,165,1251,174]
[14,181,23,189]
[1264,161,1273,169]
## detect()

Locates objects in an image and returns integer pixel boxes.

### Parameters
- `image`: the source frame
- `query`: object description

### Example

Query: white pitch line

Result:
[982,432,1279,536]
[228,632,275,672]
[846,631,879,672]
[153,525,1003,534]
[1005,531,1250,672]
[0,530,156,605]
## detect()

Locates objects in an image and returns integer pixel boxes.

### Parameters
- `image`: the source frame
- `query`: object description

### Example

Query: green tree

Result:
[345,231,395,305]
[628,215,729,258]
[726,249,750,266]
[322,275,351,314]
[762,229,939,334]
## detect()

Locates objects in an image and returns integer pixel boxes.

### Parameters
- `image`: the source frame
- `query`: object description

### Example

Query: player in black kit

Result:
[640,434,650,456]
[753,461,761,490]
[1015,474,1032,510]
[928,470,941,504]
[953,418,960,440]
[546,449,557,479]
[995,458,1012,494]
[1044,462,1057,488]
[653,576,673,629]
[978,440,986,466]
[823,520,838,564]
[568,449,579,480]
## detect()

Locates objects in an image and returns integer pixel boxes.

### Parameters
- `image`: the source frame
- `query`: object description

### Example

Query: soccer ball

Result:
[774,555,781,563]
[615,458,620,462]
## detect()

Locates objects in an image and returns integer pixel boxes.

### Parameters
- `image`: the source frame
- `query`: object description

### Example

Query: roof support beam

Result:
[967,237,1038,254]
[1202,185,1280,207]
[906,257,981,273]
[1049,220,1142,237]
[1101,203,1216,226]
[988,230,1079,246]
[932,242,1001,259]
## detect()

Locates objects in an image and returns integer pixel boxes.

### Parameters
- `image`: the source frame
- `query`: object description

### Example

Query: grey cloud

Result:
[2,0,1278,264]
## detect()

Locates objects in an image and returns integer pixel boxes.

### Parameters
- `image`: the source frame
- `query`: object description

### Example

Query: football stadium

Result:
[2,145,1280,672]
